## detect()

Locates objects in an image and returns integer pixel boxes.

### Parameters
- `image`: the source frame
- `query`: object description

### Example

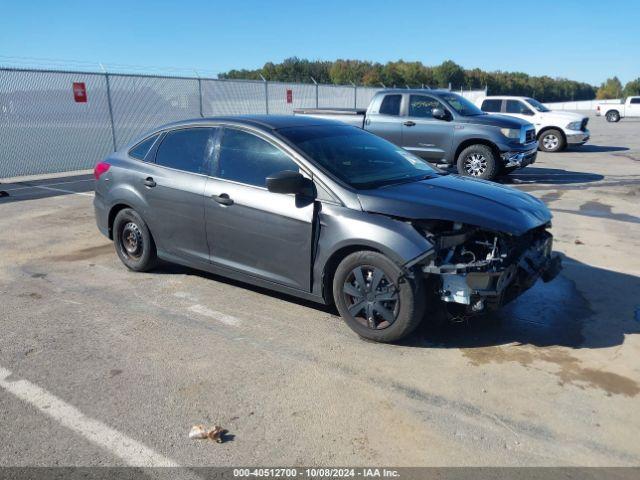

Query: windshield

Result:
[439,93,486,116]
[278,125,439,189]
[526,98,550,112]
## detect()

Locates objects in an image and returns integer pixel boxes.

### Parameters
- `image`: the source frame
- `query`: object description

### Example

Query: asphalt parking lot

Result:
[1,114,639,467]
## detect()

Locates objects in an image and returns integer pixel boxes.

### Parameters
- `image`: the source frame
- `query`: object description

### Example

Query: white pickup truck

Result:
[476,96,590,153]
[596,96,640,122]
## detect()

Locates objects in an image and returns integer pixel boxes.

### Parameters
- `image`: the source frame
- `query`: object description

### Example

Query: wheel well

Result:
[107,203,131,239]
[606,109,620,116]
[321,245,380,305]
[537,126,566,144]
[453,139,500,164]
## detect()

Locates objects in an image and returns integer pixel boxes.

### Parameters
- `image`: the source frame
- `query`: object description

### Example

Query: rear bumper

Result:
[93,193,110,238]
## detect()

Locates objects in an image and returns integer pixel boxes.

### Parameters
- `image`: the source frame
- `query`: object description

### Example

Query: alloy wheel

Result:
[342,265,399,330]
[543,134,560,150]
[463,153,487,176]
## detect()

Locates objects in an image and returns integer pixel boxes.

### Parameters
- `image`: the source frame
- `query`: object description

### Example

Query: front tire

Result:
[113,208,158,272]
[333,251,425,343]
[538,129,566,152]
[456,144,499,180]
[606,110,620,123]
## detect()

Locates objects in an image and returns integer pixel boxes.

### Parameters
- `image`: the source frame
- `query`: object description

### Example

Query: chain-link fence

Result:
[0,66,484,178]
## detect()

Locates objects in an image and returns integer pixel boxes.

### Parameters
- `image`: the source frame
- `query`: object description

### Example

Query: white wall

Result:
[543,99,622,111]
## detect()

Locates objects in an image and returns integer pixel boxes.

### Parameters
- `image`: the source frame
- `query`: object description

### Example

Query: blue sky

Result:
[1,0,638,85]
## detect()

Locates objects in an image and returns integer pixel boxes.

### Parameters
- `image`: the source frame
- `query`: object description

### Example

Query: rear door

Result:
[204,127,315,291]
[365,94,403,145]
[143,127,216,264]
[401,94,454,162]
[480,98,503,114]
[627,97,640,117]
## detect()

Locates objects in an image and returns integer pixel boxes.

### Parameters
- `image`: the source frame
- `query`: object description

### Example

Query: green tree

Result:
[596,77,623,99]
[623,78,640,97]
[433,60,465,88]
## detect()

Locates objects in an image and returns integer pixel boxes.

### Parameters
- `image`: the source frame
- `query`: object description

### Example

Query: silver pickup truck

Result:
[295,89,538,181]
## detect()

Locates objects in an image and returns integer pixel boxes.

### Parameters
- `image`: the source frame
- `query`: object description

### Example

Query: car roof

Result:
[377,88,455,96]
[154,114,345,132]
[481,95,531,100]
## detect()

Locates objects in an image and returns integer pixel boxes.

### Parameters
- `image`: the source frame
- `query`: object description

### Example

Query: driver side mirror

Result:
[432,108,449,121]
[266,170,314,196]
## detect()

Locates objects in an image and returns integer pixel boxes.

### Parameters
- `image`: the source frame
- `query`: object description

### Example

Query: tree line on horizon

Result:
[218,58,640,102]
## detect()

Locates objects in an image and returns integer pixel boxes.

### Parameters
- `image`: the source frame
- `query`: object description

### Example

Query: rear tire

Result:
[456,144,499,181]
[538,129,565,152]
[333,251,425,343]
[606,110,620,123]
[113,208,158,272]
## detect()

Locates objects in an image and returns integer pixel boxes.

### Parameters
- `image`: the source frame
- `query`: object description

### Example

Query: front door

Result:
[204,127,314,291]
[142,127,216,264]
[401,94,454,162]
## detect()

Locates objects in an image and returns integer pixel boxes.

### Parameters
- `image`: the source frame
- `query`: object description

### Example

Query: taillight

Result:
[596,105,600,111]
[94,161,110,180]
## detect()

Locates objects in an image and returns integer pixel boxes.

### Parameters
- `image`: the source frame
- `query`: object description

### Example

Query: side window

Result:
[630,98,640,104]
[379,95,401,116]
[155,128,215,174]
[481,99,502,113]
[217,128,299,187]
[129,134,159,160]
[408,95,441,118]
[506,100,534,115]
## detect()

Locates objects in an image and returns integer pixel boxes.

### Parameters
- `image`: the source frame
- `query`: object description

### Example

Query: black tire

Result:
[538,129,566,152]
[113,208,158,272]
[332,251,425,342]
[606,110,620,123]
[456,144,499,180]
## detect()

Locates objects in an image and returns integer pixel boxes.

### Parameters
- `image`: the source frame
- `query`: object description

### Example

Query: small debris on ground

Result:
[189,424,228,443]
[574,239,584,245]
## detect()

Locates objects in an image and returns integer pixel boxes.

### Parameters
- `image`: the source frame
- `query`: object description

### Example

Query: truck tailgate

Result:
[293,108,366,128]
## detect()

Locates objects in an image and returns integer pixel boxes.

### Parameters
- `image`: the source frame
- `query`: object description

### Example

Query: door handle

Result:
[143,177,156,188]
[212,193,234,206]
[403,121,416,127]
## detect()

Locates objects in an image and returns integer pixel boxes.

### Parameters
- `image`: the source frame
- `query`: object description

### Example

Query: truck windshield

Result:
[278,125,439,189]
[439,93,486,116]
[526,98,550,112]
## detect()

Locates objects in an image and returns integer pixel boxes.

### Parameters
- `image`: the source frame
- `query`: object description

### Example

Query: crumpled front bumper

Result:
[430,233,561,311]
[500,146,538,169]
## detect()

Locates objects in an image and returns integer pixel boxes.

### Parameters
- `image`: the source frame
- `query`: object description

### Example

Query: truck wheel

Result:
[539,129,565,152]
[456,144,498,180]
[606,110,620,123]
[333,251,425,343]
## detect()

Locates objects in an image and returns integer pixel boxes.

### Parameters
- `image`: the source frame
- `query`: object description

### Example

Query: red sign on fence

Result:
[286,89,293,104]
[73,82,87,103]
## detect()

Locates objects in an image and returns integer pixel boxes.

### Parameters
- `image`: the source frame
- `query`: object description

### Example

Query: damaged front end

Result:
[411,220,562,316]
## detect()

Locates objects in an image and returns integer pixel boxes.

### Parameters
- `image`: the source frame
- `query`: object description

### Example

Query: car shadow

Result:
[154,255,639,351]
[402,255,640,350]
[567,145,629,153]
[499,167,604,185]
[152,262,337,314]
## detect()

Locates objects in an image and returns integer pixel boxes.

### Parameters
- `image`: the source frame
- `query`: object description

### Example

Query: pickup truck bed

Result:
[293,108,366,128]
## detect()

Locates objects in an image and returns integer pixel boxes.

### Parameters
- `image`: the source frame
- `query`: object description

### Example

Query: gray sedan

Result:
[94,115,560,342]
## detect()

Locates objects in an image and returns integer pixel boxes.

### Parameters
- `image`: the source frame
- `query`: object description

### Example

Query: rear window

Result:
[128,134,159,160]
[631,98,640,104]
[481,99,502,113]
[379,95,401,116]
[155,128,216,174]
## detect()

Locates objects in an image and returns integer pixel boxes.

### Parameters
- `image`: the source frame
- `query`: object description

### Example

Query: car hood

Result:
[459,113,532,129]
[544,110,586,122]
[357,175,552,236]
